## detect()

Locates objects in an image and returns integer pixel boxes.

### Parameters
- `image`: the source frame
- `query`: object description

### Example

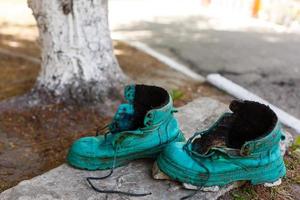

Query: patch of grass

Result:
[170,89,184,101]
[285,139,300,185]
[228,141,300,200]
[231,185,259,200]
[291,136,300,150]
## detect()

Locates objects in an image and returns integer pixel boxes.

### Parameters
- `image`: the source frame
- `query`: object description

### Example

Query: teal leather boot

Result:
[67,84,185,170]
[157,100,286,187]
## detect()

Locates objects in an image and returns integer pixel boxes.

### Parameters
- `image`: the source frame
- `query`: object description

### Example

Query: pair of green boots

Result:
[67,84,286,195]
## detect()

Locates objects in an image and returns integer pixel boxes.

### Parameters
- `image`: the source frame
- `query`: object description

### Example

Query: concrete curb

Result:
[0,97,293,200]
[123,41,205,82]
[122,40,300,134]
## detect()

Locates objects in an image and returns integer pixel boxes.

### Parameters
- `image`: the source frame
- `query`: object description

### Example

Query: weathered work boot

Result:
[156,100,286,188]
[67,84,185,170]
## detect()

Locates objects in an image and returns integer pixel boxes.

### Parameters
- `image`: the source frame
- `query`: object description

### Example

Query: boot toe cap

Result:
[158,142,207,175]
[67,136,115,170]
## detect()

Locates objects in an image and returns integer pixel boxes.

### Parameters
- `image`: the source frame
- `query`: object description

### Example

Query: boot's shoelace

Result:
[181,129,253,200]
[95,124,113,143]
[95,124,109,137]
[86,126,152,197]
[180,188,202,200]
[182,129,235,199]
[180,136,209,200]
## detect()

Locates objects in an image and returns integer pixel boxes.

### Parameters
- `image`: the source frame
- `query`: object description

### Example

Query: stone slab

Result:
[0,97,292,200]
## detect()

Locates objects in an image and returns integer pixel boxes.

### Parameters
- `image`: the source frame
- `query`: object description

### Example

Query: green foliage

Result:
[294,136,300,146]
[291,136,300,151]
[231,187,258,200]
[170,89,184,101]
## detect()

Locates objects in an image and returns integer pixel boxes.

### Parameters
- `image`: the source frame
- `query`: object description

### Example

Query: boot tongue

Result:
[190,100,246,155]
[108,84,136,133]
[191,115,232,155]
[109,104,135,134]
[124,85,135,103]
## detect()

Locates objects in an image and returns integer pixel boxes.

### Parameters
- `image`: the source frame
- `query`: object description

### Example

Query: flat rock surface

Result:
[0,97,292,200]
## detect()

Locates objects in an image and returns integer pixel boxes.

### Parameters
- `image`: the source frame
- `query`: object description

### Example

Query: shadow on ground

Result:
[0,29,224,191]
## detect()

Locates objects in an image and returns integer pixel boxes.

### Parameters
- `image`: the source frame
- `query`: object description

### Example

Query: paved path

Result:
[109,1,300,119]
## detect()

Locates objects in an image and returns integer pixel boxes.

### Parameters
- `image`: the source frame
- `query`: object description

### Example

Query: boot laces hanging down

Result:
[93,126,201,199]
[86,125,152,197]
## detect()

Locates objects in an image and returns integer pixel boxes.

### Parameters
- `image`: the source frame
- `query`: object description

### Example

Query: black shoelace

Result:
[180,127,251,200]
[180,188,202,200]
[180,132,211,200]
[86,125,152,197]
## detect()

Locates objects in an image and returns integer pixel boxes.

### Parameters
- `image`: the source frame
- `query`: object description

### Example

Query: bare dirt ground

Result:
[0,21,232,192]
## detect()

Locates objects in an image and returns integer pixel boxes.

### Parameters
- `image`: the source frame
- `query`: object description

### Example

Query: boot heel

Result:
[263,179,282,187]
[251,177,283,187]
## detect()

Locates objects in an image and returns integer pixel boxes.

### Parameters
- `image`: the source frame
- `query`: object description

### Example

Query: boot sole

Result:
[67,131,185,170]
[156,154,286,187]
[153,161,245,191]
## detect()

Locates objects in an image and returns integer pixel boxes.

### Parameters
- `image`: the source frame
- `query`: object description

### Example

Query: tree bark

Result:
[27,0,126,104]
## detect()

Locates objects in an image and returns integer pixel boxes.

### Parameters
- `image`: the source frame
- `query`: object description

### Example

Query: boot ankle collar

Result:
[143,95,174,127]
[240,122,283,156]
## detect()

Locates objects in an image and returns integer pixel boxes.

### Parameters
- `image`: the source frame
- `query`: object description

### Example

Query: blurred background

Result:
[0,0,299,117]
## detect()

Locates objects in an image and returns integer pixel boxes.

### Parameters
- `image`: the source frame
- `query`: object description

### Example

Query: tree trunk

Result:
[27,0,126,104]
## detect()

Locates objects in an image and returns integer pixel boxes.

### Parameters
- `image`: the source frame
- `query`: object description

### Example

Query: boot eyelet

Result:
[146,120,152,126]
[147,113,153,118]
[242,146,250,156]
